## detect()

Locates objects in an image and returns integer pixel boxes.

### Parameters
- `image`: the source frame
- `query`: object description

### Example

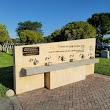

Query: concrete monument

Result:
[13,38,99,94]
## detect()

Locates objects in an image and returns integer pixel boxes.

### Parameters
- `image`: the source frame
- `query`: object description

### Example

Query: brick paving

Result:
[17,74,110,110]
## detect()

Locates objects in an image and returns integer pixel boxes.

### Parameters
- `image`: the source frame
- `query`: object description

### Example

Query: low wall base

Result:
[86,64,94,76]
[45,66,86,89]
[15,74,44,94]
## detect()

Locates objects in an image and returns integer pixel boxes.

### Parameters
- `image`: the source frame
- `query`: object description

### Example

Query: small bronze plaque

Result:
[23,47,39,56]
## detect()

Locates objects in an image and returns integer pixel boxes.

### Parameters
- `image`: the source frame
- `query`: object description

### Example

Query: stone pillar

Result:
[5,45,7,52]
[4,45,6,52]
[6,47,9,53]
[2,45,4,51]
[0,45,2,51]
[9,45,11,49]
[12,45,14,49]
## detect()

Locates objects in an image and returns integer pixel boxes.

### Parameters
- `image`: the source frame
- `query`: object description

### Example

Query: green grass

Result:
[95,57,110,76]
[0,50,13,97]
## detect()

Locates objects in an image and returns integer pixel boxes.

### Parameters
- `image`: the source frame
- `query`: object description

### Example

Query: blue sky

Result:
[0,0,110,38]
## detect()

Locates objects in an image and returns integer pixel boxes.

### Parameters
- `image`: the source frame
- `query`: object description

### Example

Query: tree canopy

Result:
[0,23,9,44]
[50,29,62,42]
[46,21,96,42]
[87,13,110,42]
[16,21,43,36]
[19,30,44,44]
[7,38,13,44]
[44,36,53,43]
[61,21,96,40]
[12,38,20,44]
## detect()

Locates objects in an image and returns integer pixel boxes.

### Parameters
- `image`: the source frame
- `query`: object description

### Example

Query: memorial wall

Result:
[13,38,99,94]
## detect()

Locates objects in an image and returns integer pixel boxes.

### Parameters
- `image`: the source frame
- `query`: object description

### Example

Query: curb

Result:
[10,96,23,110]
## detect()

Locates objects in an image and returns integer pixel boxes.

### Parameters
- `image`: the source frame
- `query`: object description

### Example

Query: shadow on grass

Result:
[8,54,13,56]
[0,66,13,90]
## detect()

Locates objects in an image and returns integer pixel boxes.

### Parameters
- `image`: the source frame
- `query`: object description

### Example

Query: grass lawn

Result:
[95,57,110,76]
[0,50,13,97]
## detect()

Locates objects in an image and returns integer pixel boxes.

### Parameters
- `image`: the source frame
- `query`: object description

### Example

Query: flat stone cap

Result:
[22,58,99,76]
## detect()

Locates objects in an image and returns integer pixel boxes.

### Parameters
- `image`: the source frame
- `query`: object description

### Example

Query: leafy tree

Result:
[12,38,20,44]
[87,13,110,42]
[46,21,96,42]
[50,29,62,42]
[37,32,44,43]
[60,21,96,41]
[45,30,61,42]
[0,23,9,45]
[7,38,13,44]
[19,30,44,44]
[44,36,53,43]
[16,21,43,36]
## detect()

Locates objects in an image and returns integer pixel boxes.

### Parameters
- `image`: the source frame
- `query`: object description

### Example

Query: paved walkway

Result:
[16,74,110,110]
[0,98,13,110]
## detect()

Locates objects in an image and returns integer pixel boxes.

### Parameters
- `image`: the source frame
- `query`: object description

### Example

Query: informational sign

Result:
[23,47,39,56]
[49,45,84,53]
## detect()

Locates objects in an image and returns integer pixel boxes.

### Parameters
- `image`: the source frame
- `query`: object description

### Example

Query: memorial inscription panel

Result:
[49,45,84,53]
[23,47,39,56]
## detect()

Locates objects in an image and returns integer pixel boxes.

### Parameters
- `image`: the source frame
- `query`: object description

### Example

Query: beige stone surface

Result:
[6,89,15,97]
[22,59,98,76]
[13,38,97,94]
[86,64,94,75]
[45,66,86,89]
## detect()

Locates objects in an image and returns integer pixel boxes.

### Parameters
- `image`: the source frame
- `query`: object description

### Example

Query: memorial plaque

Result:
[23,47,39,56]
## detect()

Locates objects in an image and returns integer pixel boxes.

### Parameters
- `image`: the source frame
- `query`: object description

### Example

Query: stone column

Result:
[6,47,9,53]
[0,45,2,51]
